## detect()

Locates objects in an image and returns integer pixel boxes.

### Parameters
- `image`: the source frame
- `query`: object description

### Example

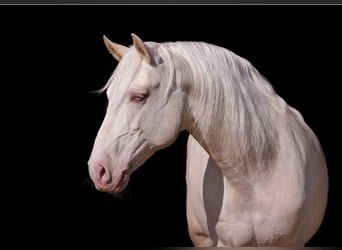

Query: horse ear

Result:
[103,35,129,61]
[131,33,155,65]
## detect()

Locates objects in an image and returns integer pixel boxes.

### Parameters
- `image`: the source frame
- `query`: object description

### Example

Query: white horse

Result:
[88,34,328,247]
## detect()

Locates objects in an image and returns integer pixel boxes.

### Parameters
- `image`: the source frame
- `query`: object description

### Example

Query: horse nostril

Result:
[96,164,112,185]
[98,165,106,177]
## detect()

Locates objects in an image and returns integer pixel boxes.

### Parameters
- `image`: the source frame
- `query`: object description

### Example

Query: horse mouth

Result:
[112,170,130,194]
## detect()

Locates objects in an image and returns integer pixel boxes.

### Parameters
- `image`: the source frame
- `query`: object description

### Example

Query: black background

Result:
[2,5,341,247]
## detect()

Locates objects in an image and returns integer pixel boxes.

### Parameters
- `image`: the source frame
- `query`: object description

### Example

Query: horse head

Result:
[88,34,189,194]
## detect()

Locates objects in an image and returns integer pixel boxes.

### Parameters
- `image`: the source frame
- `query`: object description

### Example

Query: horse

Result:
[87,34,328,247]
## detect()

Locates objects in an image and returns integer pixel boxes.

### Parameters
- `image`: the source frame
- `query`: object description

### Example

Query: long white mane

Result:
[163,41,290,166]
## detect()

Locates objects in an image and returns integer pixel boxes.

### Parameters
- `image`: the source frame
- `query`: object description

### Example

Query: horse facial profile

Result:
[88,34,328,247]
[88,34,189,194]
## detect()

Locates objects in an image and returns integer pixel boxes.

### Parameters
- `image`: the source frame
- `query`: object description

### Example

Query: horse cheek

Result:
[146,94,184,148]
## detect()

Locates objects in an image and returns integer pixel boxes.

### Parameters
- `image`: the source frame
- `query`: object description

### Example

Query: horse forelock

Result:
[100,43,175,105]
[100,49,143,109]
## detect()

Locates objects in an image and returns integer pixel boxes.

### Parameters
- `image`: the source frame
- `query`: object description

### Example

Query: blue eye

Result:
[131,93,148,103]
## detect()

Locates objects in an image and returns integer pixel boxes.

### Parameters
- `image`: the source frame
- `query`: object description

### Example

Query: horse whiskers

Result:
[80,177,95,191]
[110,180,133,200]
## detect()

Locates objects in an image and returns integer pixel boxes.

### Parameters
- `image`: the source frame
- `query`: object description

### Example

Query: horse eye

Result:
[131,93,148,103]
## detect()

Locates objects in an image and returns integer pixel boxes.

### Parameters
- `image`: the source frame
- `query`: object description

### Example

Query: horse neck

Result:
[180,48,284,186]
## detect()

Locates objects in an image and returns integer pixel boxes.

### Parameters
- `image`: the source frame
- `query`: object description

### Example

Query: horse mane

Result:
[163,41,285,166]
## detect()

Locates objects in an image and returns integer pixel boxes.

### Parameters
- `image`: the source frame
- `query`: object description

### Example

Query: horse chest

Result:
[187,170,260,246]
[186,152,256,246]
[187,155,306,247]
